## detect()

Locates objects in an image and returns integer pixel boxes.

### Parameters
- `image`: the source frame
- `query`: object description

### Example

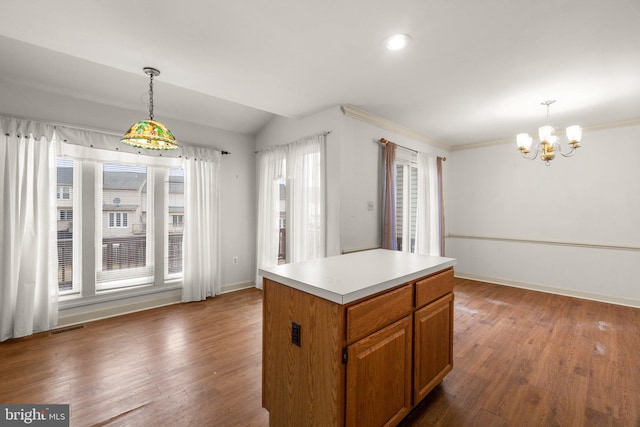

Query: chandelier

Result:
[516,100,582,165]
[121,67,179,150]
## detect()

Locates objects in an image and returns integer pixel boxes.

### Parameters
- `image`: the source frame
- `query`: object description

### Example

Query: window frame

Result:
[96,162,153,291]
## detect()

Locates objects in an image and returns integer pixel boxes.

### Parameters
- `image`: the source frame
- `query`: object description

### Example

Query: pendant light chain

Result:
[148,72,155,121]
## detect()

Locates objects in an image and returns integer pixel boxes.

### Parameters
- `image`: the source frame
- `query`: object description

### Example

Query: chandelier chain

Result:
[541,99,555,124]
[148,72,154,121]
[546,103,549,123]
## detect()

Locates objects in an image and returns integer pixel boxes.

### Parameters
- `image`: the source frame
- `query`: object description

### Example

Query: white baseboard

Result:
[57,282,257,327]
[58,294,182,327]
[220,281,256,294]
[455,272,640,309]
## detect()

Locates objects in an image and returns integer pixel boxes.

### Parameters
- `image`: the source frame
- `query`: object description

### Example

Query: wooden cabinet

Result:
[263,267,454,427]
[346,315,413,427]
[346,284,413,343]
[414,293,454,403]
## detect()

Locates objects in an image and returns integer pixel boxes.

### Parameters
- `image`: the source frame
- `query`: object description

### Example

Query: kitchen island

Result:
[260,249,456,427]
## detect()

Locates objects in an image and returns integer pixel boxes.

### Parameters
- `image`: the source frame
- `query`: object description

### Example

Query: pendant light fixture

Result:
[121,67,178,150]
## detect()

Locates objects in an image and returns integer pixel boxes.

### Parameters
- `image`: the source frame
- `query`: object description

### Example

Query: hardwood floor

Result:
[0,289,268,427]
[1,279,639,426]
[400,278,640,427]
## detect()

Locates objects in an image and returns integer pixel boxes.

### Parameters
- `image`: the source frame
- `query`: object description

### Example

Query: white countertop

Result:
[258,249,456,304]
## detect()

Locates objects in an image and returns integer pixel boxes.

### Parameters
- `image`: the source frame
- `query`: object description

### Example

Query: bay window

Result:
[54,134,184,299]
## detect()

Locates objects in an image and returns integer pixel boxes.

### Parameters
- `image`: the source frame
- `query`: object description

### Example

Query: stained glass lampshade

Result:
[121,119,178,150]
[121,67,179,151]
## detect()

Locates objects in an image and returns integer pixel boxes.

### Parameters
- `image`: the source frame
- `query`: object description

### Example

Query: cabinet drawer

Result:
[346,284,413,343]
[415,268,454,308]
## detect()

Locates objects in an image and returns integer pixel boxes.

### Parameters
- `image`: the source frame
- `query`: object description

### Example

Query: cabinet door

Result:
[414,293,454,403]
[346,315,412,427]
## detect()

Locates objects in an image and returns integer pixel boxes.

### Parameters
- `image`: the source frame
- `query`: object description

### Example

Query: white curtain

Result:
[415,152,440,256]
[288,135,326,263]
[0,117,58,341]
[181,146,222,302]
[255,133,326,287]
[255,147,286,288]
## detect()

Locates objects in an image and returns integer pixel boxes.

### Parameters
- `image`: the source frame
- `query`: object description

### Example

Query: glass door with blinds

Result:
[395,149,418,253]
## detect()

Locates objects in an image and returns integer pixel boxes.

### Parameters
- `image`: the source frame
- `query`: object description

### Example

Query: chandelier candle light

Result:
[121,67,179,150]
[516,100,582,165]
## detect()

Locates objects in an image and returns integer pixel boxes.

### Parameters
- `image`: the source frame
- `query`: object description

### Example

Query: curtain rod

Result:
[255,130,332,154]
[50,123,231,156]
[380,138,446,161]
[1,113,231,155]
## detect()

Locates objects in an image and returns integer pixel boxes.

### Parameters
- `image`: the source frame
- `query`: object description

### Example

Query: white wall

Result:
[0,81,257,295]
[448,123,640,307]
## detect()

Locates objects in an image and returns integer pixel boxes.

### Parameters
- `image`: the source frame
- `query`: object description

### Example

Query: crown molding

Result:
[340,104,451,151]
[451,116,640,152]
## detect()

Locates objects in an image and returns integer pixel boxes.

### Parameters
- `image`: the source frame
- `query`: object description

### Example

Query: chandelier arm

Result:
[521,149,538,161]
[558,145,577,158]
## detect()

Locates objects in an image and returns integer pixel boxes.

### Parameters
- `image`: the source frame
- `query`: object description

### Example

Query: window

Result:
[167,168,184,276]
[108,212,129,228]
[97,163,152,290]
[52,130,187,304]
[395,150,418,253]
[56,158,74,293]
[59,209,73,221]
[57,186,70,200]
[278,178,287,264]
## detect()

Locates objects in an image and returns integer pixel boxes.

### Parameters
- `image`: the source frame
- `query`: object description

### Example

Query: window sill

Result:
[57,282,183,327]
[59,281,183,310]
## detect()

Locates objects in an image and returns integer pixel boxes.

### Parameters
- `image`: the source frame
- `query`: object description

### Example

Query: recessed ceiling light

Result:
[385,34,412,51]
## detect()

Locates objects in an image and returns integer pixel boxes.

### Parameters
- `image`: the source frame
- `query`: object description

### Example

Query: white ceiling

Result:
[1,0,639,146]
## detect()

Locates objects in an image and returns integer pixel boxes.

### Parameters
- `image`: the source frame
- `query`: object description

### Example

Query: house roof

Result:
[58,168,184,194]
[57,167,73,185]
[103,171,146,191]
[169,176,184,194]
